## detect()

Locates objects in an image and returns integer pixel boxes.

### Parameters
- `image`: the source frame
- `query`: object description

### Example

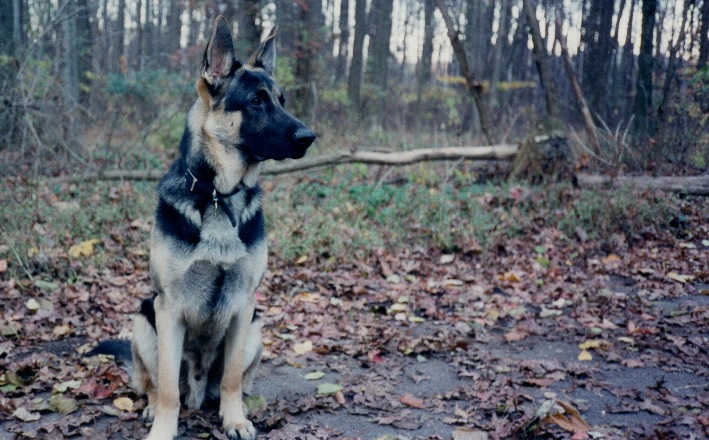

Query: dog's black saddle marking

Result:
[185,169,241,228]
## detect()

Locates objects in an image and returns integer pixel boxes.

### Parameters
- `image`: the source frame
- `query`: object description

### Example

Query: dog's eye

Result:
[250,97,262,106]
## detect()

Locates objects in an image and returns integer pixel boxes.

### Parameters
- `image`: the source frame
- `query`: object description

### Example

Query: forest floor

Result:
[1,170,708,439]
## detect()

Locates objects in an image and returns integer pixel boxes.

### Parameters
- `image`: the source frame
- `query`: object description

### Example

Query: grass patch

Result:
[0,168,699,281]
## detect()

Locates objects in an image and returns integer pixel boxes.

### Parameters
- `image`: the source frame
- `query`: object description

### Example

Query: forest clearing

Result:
[1,0,709,439]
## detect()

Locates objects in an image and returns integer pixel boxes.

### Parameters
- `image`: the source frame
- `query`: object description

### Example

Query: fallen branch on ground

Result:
[577,174,709,196]
[41,145,709,196]
[44,145,519,184]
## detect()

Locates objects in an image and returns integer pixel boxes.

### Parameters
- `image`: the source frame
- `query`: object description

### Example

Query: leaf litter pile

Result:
[1,175,708,439]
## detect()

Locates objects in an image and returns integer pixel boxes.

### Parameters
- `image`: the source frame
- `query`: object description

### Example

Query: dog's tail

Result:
[84,339,133,368]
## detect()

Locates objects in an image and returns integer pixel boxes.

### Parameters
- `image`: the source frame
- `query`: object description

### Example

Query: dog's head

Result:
[196,17,315,163]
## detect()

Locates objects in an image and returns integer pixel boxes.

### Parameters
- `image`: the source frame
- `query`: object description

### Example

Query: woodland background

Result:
[0,0,708,174]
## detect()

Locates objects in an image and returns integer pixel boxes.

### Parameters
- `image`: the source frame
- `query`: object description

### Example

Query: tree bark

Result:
[699,0,709,66]
[435,0,495,143]
[581,0,614,119]
[235,0,261,59]
[347,0,367,108]
[335,0,349,83]
[634,0,657,138]
[522,0,559,119]
[367,0,394,126]
[555,15,601,155]
[490,0,511,107]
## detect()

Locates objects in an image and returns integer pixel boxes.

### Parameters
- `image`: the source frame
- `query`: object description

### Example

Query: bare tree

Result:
[634,0,658,138]
[700,0,709,66]
[522,0,559,118]
[348,0,368,108]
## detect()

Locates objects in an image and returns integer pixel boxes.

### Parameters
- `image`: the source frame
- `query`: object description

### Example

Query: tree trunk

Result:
[115,0,126,73]
[348,0,367,109]
[489,0,510,107]
[622,0,637,118]
[699,0,709,66]
[76,0,92,105]
[634,0,657,139]
[435,0,495,143]
[0,0,14,57]
[293,0,325,123]
[657,0,690,120]
[236,0,261,59]
[555,15,602,155]
[414,0,435,125]
[335,0,349,83]
[367,0,394,126]
[165,0,182,68]
[522,0,559,119]
[135,0,143,70]
[581,0,614,120]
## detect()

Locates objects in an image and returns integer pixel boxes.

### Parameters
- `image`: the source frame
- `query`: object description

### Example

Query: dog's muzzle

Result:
[293,128,316,149]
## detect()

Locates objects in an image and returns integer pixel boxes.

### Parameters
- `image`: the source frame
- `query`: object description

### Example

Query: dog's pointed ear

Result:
[201,16,240,90]
[249,26,277,77]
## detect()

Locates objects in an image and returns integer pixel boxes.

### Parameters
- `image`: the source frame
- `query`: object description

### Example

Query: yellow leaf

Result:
[25,298,40,311]
[53,324,71,336]
[295,254,308,264]
[666,272,694,284]
[113,397,134,412]
[293,340,313,356]
[577,349,592,361]
[68,239,100,258]
[294,292,320,303]
[578,339,607,350]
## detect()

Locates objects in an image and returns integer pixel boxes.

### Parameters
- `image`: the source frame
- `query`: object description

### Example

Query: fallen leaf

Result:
[0,259,7,273]
[578,350,592,361]
[293,340,313,356]
[243,394,266,413]
[317,383,343,395]
[452,428,489,440]
[303,371,325,380]
[400,392,425,409]
[578,339,607,350]
[666,272,694,284]
[53,379,81,393]
[49,394,79,414]
[68,238,100,258]
[541,400,591,433]
[25,298,40,311]
[113,397,134,412]
[504,327,529,342]
[295,254,308,264]
[12,407,41,422]
[53,324,71,336]
[440,254,455,264]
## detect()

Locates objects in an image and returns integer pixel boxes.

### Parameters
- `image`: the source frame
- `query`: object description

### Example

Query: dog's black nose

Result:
[294,128,316,148]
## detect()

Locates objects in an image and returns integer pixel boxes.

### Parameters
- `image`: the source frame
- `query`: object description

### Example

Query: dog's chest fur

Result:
[151,171,267,335]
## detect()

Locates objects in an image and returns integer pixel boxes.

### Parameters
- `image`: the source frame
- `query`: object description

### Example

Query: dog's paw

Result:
[224,419,256,440]
[141,404,156,422]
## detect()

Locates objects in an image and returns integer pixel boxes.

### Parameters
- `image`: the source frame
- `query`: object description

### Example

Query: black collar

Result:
[185,169,241,227]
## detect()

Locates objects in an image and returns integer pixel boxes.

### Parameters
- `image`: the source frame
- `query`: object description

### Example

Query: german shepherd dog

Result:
[87,17,315,440]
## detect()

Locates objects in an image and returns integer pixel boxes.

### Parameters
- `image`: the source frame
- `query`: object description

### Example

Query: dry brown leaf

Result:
[543,400,592,433]
[400,392,425,409]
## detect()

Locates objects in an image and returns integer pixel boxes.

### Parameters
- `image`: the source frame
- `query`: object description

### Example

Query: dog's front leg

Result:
[146,297,185,440]
[220,299,257,440]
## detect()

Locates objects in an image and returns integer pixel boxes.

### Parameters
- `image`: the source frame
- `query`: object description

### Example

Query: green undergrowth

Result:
[0,167,697,283]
